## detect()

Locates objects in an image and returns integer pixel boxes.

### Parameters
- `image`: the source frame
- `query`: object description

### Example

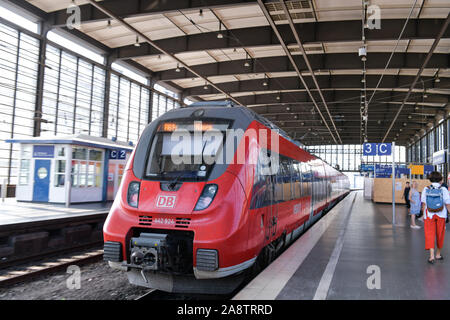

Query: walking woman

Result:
[421,171,450,264]
[409,181,421,229]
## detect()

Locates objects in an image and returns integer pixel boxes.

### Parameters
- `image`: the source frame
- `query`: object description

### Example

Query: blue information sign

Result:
[33,145,54,158]
[360,164,375,172]
[374,164,410,178]
[363,143,377,156]
[109,149,128,160]
[377,143,392,156]
[363,143,392,156]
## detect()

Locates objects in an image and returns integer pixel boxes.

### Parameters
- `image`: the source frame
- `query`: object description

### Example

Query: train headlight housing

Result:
[127,181,140,208]
[194,184,218,211]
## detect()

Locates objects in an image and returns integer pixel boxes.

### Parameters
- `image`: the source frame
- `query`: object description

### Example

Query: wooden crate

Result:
[372,178,431,204]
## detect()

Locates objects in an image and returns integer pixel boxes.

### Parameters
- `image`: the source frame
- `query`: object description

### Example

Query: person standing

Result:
[421,171,450,264]
[409,181,421,229]
[403,182,411,213]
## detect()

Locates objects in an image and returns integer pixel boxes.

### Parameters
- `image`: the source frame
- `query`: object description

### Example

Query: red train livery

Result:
[103,101,350,294]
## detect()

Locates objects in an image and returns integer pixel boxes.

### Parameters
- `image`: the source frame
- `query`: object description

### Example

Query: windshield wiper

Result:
[168,171,191,190]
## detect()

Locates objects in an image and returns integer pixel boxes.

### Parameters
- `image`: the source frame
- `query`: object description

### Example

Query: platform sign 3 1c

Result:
[363,143,392,156]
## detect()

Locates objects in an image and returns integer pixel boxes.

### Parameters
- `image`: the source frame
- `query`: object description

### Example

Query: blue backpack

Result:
[426,185,444,213]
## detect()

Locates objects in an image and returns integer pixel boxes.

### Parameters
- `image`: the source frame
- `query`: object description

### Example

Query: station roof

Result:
[6,134,134,150]
[18,0,450,146]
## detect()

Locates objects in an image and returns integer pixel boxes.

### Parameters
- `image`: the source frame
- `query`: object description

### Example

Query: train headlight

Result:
[127,181,140,208]
[194,184,218,211]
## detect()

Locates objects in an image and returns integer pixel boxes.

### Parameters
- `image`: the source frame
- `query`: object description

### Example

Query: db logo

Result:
[156,195,176,208]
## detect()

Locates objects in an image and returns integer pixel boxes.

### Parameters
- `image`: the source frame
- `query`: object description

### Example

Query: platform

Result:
[0,199,112,226]
[234,191,450,300]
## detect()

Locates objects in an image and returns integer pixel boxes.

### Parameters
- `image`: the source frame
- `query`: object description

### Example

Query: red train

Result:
[103,101,350,294]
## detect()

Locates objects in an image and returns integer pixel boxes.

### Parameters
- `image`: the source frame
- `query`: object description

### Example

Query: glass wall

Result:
[305,144,406,172]
[41,45,106,137]
[407,118,448,177]
[107,73,151,143]
[0,22,39,185]
[0,16,183,187]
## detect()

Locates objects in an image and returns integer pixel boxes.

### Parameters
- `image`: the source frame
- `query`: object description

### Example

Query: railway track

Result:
[0,249,103,288]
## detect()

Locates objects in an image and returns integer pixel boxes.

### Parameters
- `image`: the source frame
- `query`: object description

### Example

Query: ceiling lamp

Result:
[175,63,181,72]
[358,46,367,62]
[262,75,268,86]
[217,22,223,39]
[134,36,140,47]
[199,9,203,17]
[203,82,208,90]
[107,20,112,28]
[244,53,250,67]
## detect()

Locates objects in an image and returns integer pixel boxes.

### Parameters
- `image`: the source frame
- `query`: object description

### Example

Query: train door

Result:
[301,162,314,223]
[264,174,277,241]
[268,153,279,241]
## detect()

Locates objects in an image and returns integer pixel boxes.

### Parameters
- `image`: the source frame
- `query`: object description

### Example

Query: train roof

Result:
[186,101,300,147]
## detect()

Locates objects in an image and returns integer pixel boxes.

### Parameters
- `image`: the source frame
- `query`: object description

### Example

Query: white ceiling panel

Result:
[27,0,92,12]
[174,51,216,66]
[171,78,205,88]
[208,75,239,84]
[208,48,247,62]
[247,45,286,58]
[134,55,177,72]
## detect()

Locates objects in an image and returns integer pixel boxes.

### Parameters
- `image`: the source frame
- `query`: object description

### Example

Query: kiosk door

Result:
[33,159,51,202]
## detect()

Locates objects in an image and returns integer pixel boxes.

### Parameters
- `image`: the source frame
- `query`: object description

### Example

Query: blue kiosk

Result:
[6,134,133,204]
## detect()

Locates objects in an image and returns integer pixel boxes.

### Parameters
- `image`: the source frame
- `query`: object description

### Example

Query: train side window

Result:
[250,149,272,209]
[293,161,301,199]
[280,157,291,202]
[300,162,311,197]
[274,156,284,203]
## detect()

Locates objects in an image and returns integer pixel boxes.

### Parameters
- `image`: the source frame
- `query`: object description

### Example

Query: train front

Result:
[103,105,255,294]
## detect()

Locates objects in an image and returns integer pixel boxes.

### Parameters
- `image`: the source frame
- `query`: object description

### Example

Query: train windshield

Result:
[145,120,230,181]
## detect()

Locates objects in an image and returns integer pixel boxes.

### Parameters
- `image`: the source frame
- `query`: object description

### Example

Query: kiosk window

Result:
[71,147,103,188]
[72,147,87,160]
[89,150,102,161]
[54,160,66,187]
[18,159,30,185]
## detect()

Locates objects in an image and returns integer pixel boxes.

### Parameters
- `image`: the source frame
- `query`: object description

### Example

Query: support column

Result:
[148,77,155,123]
[102,55,114,138]
[33,22,51,137]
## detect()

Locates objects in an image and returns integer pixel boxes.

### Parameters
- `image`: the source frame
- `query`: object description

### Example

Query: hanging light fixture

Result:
[134,36,140,47]
[107,20,112,28]
[175,63,181,72]
[217,22,223,39]
[262,74,268,86]
[203,82,208,90]
[199,9,203,17]
[244,53,250,67]
[435,73,441,83]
